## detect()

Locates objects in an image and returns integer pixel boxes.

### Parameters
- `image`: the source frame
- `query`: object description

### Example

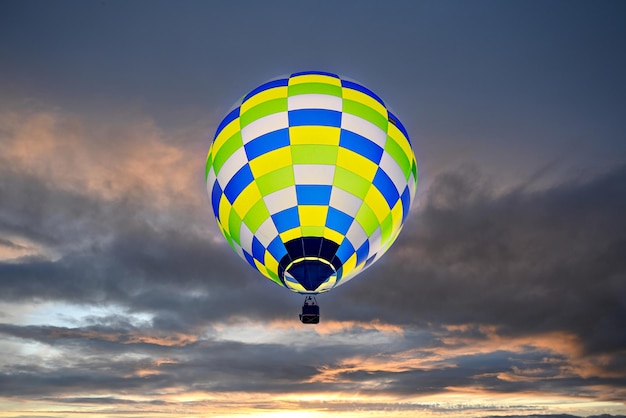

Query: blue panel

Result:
[284,237,305,260]
[291,70,339,78]
[364,254,377,268]
[400,186,411,222]
[341,80,385,106]
[243,78,289,102]
[373,168,400,208]
[243,250,256,269]
[252,236,265,262]
[214,107,240,140]
[267,235,287,261]
[211,182,222,219]
[271,207,300,233]
[335,240,355,264]
[325,207,353,234]
[296,185,332,206]
[288,109,342,127]
[319,239,340,264]
[331,255,343,273]
[288,259,334,291]
[335,265,344,280]
[355,241,370,266]
[245,128,290,160]
[388,111,411,146]
[224,164,254,203]
[339,130,383,164]
[302,237,322,257]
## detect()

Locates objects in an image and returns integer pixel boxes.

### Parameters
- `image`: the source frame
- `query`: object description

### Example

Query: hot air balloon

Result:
[205,71,417,323]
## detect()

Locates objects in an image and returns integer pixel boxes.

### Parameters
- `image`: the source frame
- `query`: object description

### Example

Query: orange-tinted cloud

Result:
[0,108,207,207]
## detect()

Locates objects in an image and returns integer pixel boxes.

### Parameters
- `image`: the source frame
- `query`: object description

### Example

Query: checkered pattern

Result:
[206,71,417,294]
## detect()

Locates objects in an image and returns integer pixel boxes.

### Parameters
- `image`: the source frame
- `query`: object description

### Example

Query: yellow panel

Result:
[342,253,358,277]
[364,186,391,223]
[280,227,302,243]
[298,206,328,226]
[249,146,292,178]
[388,123,413,160]
[342,88,387,117]
[336,147,378,181]
[254,259,269,276]
[289,126,340,145]
[323,228,345,245]
[232,183,262,218]
[289,74,342,86]
[285,280,307,293]
[213,118,240,153]
[218,196,232,232]
[240,86,288,114]
[390,200,403,233]
[264,251,279,276]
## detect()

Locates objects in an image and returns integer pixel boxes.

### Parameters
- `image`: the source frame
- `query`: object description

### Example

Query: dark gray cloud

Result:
[340,164,626,358]
[0,165,296,327]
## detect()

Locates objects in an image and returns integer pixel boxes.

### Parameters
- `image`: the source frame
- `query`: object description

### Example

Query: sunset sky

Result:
[1,1,625,417]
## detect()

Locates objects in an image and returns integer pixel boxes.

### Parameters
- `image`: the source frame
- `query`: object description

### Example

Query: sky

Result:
[1,1,625,417]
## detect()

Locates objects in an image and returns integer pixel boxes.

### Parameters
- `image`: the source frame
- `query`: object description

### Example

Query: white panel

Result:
[206,166,217,193]
[379,152,408,195]
[341,113,387,148]
[329,187,363,217]
[255,217,280,247]
[345,221,368,250]
[232,242,245,261]
[239,222,255,254]
[241,112,289,144]
[216,147,248,188]
[288,94,342,111]
[264,186,298,214]
[293,164,335,185]
[367,226,383,256]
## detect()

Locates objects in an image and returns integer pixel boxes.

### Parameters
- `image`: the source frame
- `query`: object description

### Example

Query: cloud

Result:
[342,164,626,357]
[1,105,625,416]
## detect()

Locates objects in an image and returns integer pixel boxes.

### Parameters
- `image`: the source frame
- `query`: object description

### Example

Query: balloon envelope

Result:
[206,71,417,294]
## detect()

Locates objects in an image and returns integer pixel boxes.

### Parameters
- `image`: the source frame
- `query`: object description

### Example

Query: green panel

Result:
[205,151,213,180]
[291,144,338,165]
[266,270,282,285]
[343,99,388,132]
[288,83,342,97]
[267,271,283,286]
[240,98,287,127]
[213,132,244,174]
[411,159,418,182]
[301,225,325,236]
[243,199,271,233]
[355,201,380,236]
[256,166,295,195]
[333,166,371,199]
[384,135,412,179]
[380,212,394,244]
[227,208,243,245]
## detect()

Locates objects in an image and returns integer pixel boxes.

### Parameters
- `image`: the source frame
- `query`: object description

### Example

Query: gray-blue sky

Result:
[2,0,625,169]
[1,1,625,417]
